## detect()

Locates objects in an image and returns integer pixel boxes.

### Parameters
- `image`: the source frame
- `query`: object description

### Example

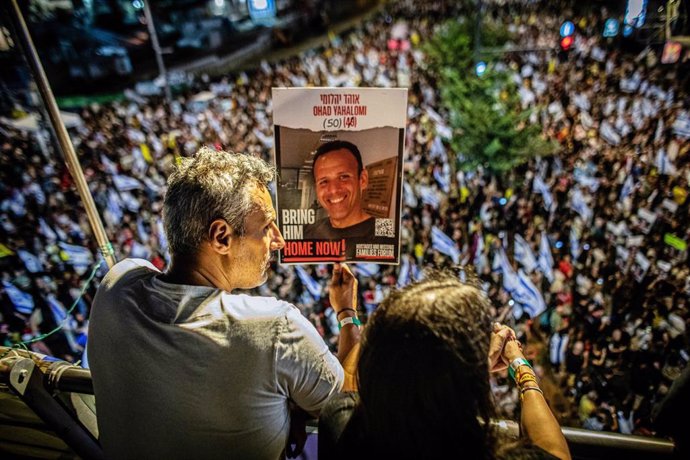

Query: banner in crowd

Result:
[273,87,407,264]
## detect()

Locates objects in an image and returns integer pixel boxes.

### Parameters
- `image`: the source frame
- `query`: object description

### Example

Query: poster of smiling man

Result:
[273,87,407,264]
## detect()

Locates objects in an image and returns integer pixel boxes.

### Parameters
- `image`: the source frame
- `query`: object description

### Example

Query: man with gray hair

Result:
[89,147,361,459]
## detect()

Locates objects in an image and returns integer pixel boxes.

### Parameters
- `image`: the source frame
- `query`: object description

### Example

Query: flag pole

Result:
[7,0,117,268]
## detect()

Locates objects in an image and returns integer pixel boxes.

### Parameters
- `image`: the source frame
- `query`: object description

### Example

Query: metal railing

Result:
[0,348,677,460]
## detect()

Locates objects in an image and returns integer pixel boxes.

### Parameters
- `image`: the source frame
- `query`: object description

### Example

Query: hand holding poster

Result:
[273,88,407,264]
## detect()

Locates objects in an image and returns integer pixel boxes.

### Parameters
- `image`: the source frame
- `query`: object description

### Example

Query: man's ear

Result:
[359,168,369,190]
[208,219,233,255]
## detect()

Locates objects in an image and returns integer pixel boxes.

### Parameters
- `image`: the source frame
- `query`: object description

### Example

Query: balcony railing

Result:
[0,347,676,460]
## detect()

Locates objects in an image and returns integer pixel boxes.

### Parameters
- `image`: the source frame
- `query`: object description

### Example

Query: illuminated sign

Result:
[248,0,276,25]
[603,18,619,37]
[625,0,648,28]
[560,21,575,37]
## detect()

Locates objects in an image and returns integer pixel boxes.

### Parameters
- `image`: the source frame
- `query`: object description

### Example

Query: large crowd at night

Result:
[1,0,689,438]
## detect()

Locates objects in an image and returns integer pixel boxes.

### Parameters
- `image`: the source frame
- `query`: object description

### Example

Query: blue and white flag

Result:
[429,136,448,162]
[100,154,119,175]
[113,174,143,192]
[433,166,450,194]
[58,242,93,275]
[514,235,538,273]
[136,216,150,244]
[106,190,123,226]
[573,168,600,192]
[571,189,592,223]
[672,112,690,139]
[496,247,520,295]
[570,227,581,259]
[397,256,411,288]
[516,270,547,318]
[537,231,555,284]
[655,148,676,176]
[2,281,35,315]
[473,233,487,273]
[532,175,555,212]
[355,263,380,277]
[620,175,635,201]
[46,294,80,353]
[295,266,322,300]
[431,226,460,264]
[129,241,151,259]
[39,218,58,242]
[403,181,418,208]
[419,185,441,208]
[18,249,44,273]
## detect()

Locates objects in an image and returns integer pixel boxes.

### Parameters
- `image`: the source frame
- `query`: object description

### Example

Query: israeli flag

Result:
[514,235,538,273]
[570,227,581,259]
[355,263,380,278]
[533,175,555,212]
[571,189,592,223]
[2,281,35,315]
[537,231,555,284]
[517,270,547,318]
[419,185,441,208]
[600,120,622,145]
[47,294,80,353]
[620,175,635,201]
[136,216,150,244]
[431,226,460,264]
[429,136,448,162]
[655,148,676,176]
[403,181,418,208]
[113,174,143,192]
[672,112,690,139]
[100,154,119,175]
[39,218,58,242]
[129,241,150,259]
[496,247,520,294]
[433,167,450,194]
[295,266,322,300]
[553,156,563,176]
[397,256,411,288]
[106,190,123,225]
[473,232,487,273]
[18,249,44,273]
[58,242,93,275]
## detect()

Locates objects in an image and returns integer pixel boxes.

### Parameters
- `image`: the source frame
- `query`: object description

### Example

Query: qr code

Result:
[375,218,395,237]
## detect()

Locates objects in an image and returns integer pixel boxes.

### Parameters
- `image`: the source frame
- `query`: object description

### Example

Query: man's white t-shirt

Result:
[88,259,343,459]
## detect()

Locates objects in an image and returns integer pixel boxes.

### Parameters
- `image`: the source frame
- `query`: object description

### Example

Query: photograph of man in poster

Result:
[304,140,375,240]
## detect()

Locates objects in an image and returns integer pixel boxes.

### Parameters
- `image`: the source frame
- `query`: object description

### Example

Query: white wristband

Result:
[338,316,362,330]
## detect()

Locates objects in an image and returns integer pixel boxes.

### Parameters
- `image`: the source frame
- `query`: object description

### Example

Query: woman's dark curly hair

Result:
[356,268,498,459]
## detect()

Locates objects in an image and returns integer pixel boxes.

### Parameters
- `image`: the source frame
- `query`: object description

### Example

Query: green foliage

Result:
[424,18,556,174]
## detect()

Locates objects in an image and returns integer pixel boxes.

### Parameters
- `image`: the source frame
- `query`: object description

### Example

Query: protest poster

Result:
[615,245,631,273]
[273,87,407,264]
[636,208,657,234]
[631,251,651,283]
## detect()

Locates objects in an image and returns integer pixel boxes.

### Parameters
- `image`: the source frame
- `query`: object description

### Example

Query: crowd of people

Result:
[1,0,688,440]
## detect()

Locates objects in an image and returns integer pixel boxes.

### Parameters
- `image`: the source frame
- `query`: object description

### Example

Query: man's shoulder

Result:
[101,258,159,290]
[223,293,299,320]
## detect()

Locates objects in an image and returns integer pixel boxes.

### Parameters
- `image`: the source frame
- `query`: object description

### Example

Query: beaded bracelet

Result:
[517,374,538,387]
[520,386,544,400]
